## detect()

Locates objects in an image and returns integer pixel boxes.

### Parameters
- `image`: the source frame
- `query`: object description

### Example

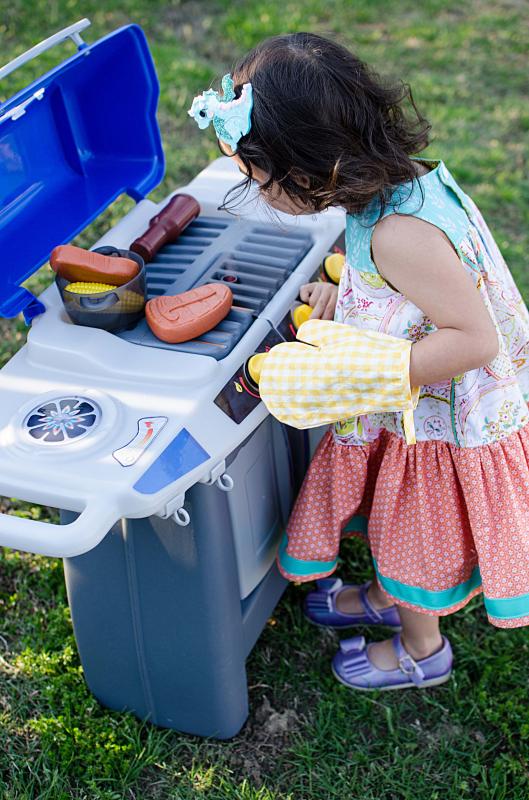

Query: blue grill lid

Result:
[0,23,165,321]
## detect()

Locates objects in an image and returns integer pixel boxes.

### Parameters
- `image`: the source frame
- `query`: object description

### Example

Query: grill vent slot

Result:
[145,217,227,297]
[118,216,313,359]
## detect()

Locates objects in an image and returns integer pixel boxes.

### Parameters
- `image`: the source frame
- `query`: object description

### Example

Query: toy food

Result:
[55,246,146,331]
[145,283,233,344]
[65,282,118,294]
[50,245,139,286]
[130,194,201,263]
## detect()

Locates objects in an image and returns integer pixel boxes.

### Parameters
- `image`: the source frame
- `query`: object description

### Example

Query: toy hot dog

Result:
[146,283,232,344]
[50,245,139,286]
[130,194,201,263]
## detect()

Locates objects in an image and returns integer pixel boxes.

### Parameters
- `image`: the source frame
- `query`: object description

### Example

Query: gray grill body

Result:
[61,210,321,739]
[118,217,313,358]
[63,417,309,739]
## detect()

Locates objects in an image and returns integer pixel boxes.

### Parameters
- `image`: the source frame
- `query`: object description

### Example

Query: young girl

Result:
[189,33,529,690]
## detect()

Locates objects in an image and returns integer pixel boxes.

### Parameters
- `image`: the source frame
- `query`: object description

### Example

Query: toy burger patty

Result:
[146,283,233,343]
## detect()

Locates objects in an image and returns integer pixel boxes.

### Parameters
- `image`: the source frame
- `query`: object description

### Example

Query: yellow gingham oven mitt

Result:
[258,319,420,445]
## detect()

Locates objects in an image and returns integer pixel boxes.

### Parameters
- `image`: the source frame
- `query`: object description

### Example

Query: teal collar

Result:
[392,156,446,193]
[344,158,473,274]
[350,158,445,225]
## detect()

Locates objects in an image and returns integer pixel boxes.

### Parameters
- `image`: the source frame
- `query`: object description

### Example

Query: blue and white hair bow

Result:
[188,74,253,151]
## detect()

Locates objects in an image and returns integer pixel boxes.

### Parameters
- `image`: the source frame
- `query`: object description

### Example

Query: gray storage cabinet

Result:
[63,416,308,739]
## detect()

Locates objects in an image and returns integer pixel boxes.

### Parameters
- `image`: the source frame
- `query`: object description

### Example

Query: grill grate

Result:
[118,216,313,359]
[145,217,228,297]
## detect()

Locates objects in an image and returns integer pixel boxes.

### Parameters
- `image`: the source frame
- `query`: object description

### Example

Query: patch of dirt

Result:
[225,695,304,786]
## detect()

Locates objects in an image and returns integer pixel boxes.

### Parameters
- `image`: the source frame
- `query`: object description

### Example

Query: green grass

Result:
[1,0,529,797]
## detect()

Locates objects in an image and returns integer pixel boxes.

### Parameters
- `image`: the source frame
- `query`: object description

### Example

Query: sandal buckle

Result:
[398,655,417,676]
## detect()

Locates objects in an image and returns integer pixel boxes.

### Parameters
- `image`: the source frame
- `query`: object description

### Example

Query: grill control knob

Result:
[291,303,312,330]
[322,252,345,284]
[245,353,267,386]
[244,352,268,393]
[244,299,314,395]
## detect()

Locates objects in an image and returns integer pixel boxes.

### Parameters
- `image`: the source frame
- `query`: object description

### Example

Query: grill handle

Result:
[0,18,91,83]
[0,499,119,558]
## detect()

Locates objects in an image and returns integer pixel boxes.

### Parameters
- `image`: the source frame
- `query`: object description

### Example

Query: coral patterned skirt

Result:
[278,423,529,628]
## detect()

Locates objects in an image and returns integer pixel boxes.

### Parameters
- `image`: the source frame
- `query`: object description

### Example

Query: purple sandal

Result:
[332,634,453,691]
[304,578,401,630]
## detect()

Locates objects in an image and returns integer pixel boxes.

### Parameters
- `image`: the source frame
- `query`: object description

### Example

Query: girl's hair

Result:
[220,32,431,218]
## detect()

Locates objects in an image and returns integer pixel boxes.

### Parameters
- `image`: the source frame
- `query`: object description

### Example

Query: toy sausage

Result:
[146,283,233,344]
[50,245,139,286]
[130,194,201,263]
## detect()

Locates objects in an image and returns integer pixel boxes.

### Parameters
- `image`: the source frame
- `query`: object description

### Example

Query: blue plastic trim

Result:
[133,428,210,495]
[23,297,46,324]
[0,24,164,321]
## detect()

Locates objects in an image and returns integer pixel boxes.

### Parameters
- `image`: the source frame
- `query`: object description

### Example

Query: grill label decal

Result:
[113,417,168,467]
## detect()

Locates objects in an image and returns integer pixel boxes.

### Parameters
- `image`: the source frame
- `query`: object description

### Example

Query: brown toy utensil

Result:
[146,283,233,344]
[130,194,200,263]
[50,245,139,286]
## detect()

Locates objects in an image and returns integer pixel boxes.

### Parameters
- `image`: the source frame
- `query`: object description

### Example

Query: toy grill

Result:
[123,218,313,358]
[0,19,344,738]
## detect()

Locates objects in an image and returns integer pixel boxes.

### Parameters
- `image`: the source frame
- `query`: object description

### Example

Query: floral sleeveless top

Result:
[334,158,529,449]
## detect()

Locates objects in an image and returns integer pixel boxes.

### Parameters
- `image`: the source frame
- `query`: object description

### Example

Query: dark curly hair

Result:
[219,32,431,218]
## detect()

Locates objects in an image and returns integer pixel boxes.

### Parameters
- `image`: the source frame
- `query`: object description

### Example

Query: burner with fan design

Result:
[23,397,101,445]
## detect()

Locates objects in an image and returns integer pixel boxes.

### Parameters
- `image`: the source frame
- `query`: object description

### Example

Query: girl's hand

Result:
[299,282,339,320]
